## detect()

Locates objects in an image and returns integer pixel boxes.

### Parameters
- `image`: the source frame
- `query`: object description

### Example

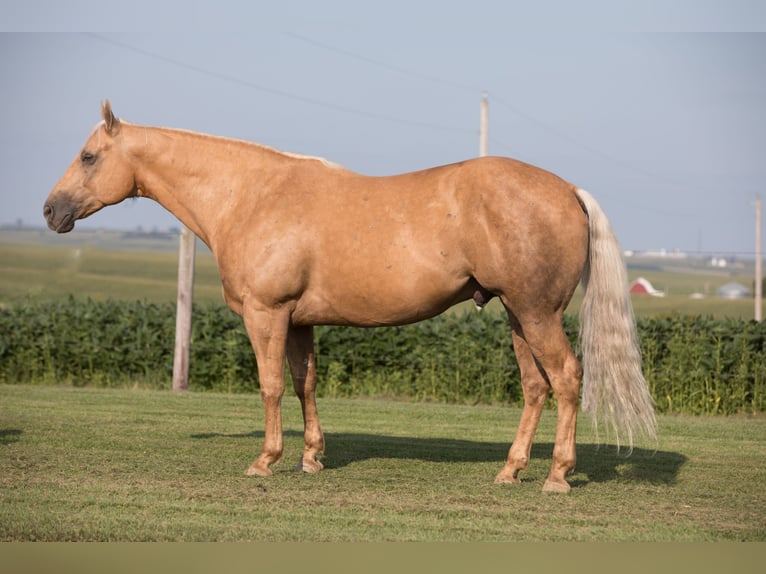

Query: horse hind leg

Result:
[286,324,325,473]
[498,313,582,493]
[526,319,582,493]
[495,328,550,485]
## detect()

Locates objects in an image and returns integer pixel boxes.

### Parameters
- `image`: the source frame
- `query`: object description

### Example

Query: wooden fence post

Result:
[756,195,762,322]
[173,226,196,391]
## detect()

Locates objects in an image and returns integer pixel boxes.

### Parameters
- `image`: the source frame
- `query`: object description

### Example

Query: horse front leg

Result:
[243,306,289,477]
[286,324,325,473]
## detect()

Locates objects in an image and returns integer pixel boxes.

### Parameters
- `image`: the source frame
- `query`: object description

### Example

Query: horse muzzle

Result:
[43,194,78,233]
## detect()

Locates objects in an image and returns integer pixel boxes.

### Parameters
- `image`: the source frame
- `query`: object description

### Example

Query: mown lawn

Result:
[1,385,764,541]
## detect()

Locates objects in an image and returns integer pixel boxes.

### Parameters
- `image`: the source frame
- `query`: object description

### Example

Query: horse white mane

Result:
[266,146,343,170]
[90,111,343,170]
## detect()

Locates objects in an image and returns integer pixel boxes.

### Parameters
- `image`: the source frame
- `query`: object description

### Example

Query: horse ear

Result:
[101,99,120,136]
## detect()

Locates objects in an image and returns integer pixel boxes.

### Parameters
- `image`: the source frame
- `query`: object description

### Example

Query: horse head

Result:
[44,100,138,233]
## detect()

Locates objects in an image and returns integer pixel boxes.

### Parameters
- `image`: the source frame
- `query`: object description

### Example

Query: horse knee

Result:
[521,375,549,405]
[260,390,283,408]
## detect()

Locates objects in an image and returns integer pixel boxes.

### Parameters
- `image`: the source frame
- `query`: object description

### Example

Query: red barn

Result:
[629,277,665,297]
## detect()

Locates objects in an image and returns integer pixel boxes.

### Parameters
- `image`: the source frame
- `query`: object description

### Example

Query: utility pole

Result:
[173,225,196,391]
[756,195,762,321]
[480,92,489,157]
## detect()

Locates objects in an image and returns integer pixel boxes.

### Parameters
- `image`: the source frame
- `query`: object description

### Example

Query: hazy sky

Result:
[2,1,765,257]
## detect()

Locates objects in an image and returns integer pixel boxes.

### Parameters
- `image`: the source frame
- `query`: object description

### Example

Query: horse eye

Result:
[80,151,97,165]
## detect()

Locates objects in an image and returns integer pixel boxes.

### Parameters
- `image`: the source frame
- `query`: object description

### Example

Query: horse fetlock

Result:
[306,430,325,453]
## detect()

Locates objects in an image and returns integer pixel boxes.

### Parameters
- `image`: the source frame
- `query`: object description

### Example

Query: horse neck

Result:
[127,124,273,249]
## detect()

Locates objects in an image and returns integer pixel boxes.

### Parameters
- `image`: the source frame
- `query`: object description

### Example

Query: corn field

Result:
[1,297,764,414]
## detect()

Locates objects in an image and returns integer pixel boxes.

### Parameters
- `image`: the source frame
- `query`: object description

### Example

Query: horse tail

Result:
[574,188,657,450]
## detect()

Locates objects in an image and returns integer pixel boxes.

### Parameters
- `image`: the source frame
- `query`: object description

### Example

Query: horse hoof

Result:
[494,467,521,485]
[494,476,521,485]
[295,457,324,473]
[245,463,273,477]
[542,478,571,493]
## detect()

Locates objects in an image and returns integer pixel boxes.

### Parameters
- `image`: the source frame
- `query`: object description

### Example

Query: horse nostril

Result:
[43,203,53,220]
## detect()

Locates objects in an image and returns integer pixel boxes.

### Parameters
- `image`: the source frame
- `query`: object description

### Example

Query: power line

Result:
[279,32,700,191]
[84,33,475,136]
[282,34,735,208]
[281,31,480,94]
[490,95,700,194]
[87,31,719,211]
[88,31,687,192]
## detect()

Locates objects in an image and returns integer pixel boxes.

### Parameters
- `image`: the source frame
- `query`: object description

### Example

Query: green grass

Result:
[1,384,764,541]
[0,240,225,305]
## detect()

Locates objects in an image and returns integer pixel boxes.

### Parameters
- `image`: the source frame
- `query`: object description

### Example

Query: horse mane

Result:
[275,147,344,170]
[149,124,344,170]
[89,112,343,170]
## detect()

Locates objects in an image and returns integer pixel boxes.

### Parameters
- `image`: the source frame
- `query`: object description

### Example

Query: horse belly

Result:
[292,258,474,327]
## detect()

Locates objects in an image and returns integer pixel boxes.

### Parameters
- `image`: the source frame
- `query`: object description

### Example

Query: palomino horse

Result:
[44,102,656,493]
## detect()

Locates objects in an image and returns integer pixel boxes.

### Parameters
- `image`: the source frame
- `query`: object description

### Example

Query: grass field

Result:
[0,236,225,305]
[1,385,764,541]
[0,230,760,318]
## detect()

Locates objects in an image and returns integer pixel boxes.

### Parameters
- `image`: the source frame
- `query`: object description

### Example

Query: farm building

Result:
[629,277,665,297]
[717,282,750,299]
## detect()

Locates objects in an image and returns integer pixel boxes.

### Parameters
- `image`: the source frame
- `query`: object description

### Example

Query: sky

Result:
[1,1,765,257]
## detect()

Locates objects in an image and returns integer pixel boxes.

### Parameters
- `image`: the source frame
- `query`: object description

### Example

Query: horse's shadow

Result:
[191,430,687,486]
